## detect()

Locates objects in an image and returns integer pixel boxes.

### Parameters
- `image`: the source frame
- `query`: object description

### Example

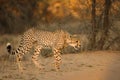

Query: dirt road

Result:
[0,51,120,80]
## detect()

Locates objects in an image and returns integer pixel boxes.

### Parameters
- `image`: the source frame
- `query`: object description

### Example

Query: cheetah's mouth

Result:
[74,45,81,50]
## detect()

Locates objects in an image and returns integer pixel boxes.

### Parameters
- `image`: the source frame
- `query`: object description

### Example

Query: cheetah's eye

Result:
[76,41,78,42]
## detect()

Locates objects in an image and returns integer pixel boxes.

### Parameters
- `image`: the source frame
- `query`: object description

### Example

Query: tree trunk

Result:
[90,0,97,50]
[97,0,112,50]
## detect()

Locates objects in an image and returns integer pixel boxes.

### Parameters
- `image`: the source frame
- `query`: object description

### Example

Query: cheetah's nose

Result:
[78,44,81,48]
[74,45,81,50]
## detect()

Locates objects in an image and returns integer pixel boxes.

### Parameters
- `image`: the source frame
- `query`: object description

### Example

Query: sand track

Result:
[0,51,120,80]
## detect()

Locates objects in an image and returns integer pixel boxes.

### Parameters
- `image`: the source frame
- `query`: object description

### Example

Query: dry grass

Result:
[0,20,120,58]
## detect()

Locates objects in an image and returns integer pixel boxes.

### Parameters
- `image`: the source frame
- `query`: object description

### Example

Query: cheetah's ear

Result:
[6,43,12,53]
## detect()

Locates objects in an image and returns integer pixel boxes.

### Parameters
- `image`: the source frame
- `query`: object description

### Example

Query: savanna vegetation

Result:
[0,0,120,52]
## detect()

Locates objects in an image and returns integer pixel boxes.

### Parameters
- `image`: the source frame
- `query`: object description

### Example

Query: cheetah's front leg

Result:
[53,48,62,71]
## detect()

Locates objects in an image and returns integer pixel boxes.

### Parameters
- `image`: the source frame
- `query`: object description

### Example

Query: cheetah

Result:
[6,28,81,72]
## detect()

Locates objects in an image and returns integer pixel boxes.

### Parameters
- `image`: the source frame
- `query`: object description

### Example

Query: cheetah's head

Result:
[65,34,81,50]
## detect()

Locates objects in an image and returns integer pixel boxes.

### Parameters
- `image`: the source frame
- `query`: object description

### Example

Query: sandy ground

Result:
[0,51,120,80]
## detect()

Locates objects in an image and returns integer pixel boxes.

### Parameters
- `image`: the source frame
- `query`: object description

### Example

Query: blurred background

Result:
[0,0,120,52]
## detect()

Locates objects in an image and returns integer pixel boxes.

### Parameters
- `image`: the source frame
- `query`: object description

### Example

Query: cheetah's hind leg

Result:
[16,53,24,73]
[32,45,44,70]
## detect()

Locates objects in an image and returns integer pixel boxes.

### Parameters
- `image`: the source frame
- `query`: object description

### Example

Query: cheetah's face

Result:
[66,35,81,50]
